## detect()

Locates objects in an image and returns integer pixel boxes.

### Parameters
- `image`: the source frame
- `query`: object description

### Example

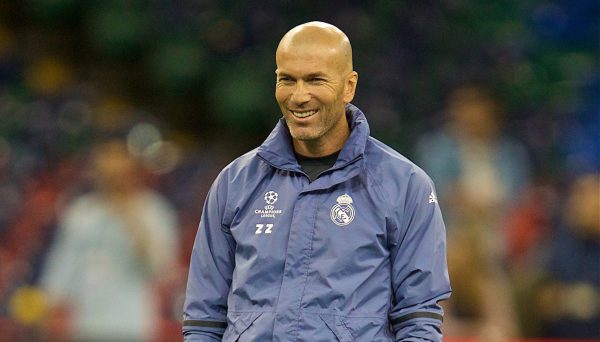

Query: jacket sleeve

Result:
[388,170,452,341]
[183,174,235,341]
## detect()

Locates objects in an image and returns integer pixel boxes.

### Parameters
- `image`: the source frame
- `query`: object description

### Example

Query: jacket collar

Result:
[257,103,370,171]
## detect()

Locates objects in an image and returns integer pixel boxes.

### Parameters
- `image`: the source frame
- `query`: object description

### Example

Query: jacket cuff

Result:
[391,311,443,341]
[182,320,227,341]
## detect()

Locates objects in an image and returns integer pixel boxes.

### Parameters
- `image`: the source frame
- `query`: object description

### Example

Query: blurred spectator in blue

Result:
[40,139,179,341]
[416,84,531,340]
[537,173,600,338]
[417,85,531,223]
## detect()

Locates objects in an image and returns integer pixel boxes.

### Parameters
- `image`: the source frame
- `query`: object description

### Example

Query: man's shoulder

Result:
[364,137,435,187]
[366,137,416,173]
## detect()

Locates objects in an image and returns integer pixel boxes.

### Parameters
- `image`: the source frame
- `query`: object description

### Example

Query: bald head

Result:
[277,21,353,74]
[274,22,358,157]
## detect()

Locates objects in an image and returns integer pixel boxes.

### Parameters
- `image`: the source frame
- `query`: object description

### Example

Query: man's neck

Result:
[293,142,338,158]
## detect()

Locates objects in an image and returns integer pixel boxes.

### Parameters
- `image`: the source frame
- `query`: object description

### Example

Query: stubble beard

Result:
[281,101,346,143]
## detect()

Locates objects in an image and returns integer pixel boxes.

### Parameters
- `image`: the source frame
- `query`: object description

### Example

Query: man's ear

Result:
[343,71,358,103]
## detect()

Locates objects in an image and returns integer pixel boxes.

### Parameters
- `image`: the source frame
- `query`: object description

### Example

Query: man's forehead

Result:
[277,45,338,63]
[276,49,340,75]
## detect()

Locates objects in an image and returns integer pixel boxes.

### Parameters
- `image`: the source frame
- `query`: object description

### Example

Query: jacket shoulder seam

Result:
[364,166,393,225]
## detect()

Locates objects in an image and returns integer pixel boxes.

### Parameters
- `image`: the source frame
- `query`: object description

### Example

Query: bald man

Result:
[183,22,451,341]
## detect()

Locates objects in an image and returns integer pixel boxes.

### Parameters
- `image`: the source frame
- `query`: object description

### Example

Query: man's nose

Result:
[290,81,310,105]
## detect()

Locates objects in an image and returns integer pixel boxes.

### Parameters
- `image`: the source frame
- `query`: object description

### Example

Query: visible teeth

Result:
[291,110,317,118]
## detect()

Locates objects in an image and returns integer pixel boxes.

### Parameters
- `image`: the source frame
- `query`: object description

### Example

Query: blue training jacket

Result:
[183,104,451,341]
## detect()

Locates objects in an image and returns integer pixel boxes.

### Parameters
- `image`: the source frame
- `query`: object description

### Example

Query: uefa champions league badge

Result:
[255,190,283,218]
[330,193,355,227]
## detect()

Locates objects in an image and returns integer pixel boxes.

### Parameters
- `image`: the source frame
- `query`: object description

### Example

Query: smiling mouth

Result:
[290,109,318,118]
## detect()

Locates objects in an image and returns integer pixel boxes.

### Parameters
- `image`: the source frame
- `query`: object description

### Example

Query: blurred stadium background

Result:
[0,0,598,341]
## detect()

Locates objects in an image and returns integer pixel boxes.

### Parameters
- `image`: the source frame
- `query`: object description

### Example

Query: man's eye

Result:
[278,78,293,83]
[309,78,325,83]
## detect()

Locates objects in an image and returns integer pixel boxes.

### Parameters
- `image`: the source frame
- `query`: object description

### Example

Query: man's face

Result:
[275,47,355,153]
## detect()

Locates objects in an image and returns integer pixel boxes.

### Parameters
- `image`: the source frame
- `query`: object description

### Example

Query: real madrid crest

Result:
[330,193,355,226]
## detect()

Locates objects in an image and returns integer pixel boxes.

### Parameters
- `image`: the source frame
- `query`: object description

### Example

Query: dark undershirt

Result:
[295,150,340,182]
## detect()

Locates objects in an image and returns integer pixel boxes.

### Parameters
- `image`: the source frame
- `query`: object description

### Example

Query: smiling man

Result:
[275,23,357,158]
[183,22,451,341]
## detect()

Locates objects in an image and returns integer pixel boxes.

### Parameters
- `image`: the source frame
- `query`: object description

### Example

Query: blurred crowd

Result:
[0,1,598,341]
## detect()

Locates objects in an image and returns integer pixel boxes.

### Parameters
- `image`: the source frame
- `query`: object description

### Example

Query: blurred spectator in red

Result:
[40,139,179,341]
[537,173,600,338]
[416,85,531,340]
